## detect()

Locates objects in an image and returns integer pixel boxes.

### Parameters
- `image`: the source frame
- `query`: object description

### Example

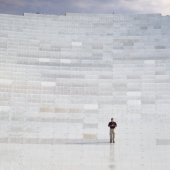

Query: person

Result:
[108,118,117,143]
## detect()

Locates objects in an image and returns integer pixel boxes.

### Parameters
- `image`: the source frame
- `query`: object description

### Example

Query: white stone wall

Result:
[0,12,170,144]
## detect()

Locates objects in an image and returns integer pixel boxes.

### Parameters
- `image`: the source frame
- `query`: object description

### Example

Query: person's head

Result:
[111,118,114,122]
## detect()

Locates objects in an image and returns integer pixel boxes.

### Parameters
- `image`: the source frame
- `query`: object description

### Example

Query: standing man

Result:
[108,118,117,143]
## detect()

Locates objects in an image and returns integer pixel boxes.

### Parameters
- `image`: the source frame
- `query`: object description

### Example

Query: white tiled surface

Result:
[0,142,170,170]
[0,12,170,169]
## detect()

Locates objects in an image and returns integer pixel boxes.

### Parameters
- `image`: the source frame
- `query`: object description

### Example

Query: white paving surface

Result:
[1,140,170,170]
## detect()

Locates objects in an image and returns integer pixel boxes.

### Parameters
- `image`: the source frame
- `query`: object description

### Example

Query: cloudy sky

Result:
[0,0,169,16]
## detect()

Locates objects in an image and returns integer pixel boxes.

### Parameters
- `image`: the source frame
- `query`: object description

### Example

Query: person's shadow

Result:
[109,144,115,169]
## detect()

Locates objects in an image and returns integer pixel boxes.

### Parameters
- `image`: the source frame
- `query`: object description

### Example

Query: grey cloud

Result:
[0,0,169,16]
[0,0,137,15]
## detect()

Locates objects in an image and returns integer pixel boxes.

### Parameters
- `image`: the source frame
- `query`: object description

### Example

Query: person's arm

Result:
[108,123,110,127]
[111,124,115,127]
[110,123,115,127]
